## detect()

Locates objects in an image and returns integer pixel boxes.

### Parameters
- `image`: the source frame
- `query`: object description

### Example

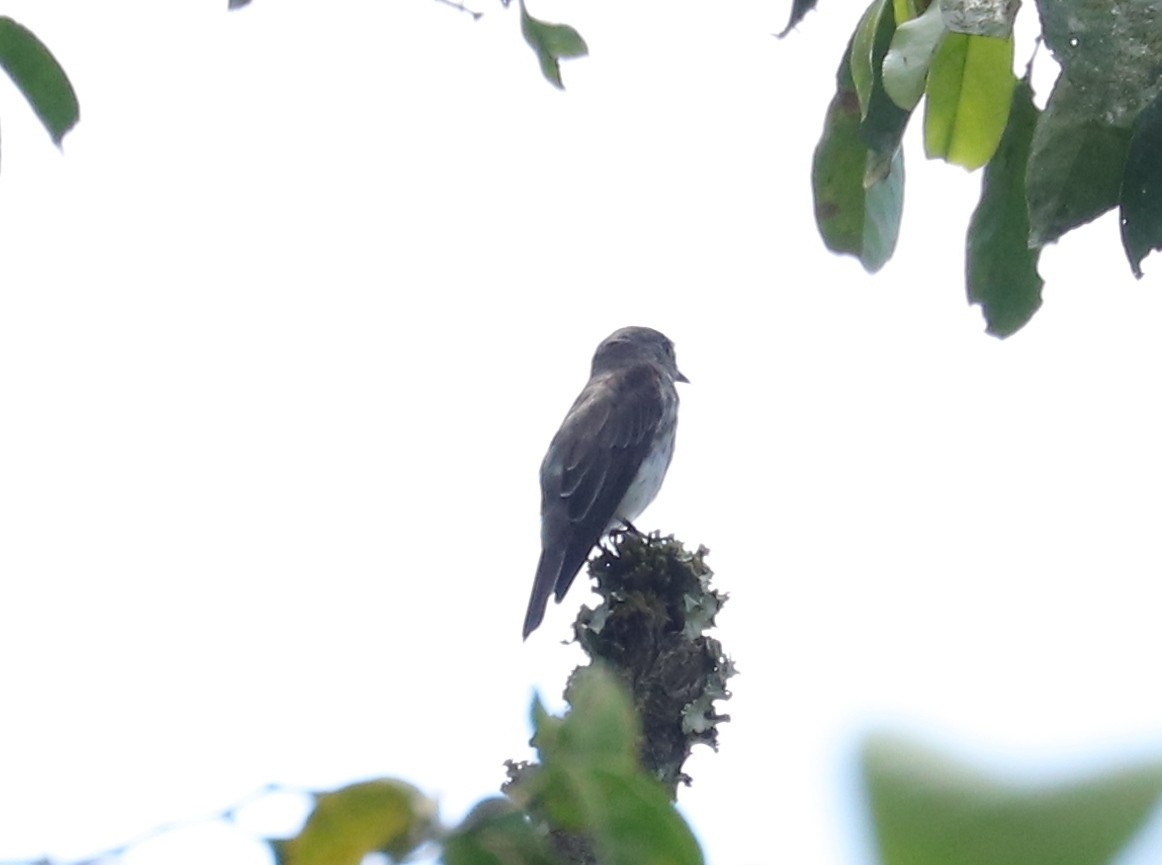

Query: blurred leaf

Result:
[519,0,587,90]
[521,667,704,865]
[272,779,436,865]
[228,0,253,8]
[939,0,1019,37]
[443,798,558,865]
[1120,89,1162,277]
[558,667,639,767]
[864,735,1162,865]
[1026,76,1131,247]
[777,0,818,37]
[924,31,1014,169]
[882,2,946,111]
[580,769,701,865]
[966,79,1043,336]
[529,668,642,784]
[813,46,904,273]
[0,17,78,146]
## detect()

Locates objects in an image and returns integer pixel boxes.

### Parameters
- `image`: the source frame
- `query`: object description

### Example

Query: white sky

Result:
[2,2,1161,865]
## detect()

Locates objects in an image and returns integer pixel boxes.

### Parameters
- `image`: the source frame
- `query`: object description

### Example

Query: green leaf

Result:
[1120,90,1162,277]
[812,46,905,274]
[892,0,918,26]
[558,668,639,766]
[1023,0,1161,248]
[1026,76,1132,247]
[0,17,79,146]
[882,2,947,111]
[271,780,436,865]
[1035,0,1162,131]
[519,0,587,90]
[863,735,1162,865]
[443,798,558,865]
[863,147,904,272]
[924,31,1015,168]
[814,64,868,255]
[858,0,912,170]
[580,769,702,865]
[966,79,1043,336]
[850,0,890,119]
[519,668,704,865]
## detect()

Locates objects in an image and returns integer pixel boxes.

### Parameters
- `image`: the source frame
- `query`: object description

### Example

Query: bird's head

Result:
[592,326,689,384]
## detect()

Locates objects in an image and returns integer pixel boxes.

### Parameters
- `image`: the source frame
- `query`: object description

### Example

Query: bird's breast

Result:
[611,421,677,529]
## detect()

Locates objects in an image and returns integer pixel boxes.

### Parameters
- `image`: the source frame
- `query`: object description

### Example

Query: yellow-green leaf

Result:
[273,780,436,865]
[923,31,1014,169]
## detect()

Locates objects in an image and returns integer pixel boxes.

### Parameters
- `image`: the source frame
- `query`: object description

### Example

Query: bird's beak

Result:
[676,370,690,384]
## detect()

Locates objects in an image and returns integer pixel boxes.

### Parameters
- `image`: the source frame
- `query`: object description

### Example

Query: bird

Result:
[522,326,688,639]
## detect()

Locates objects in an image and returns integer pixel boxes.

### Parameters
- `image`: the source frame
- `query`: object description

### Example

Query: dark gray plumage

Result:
[523,326,687,638]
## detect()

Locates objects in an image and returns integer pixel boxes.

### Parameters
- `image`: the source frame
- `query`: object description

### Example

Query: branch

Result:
[0,784,311,865]
[432,0,483,21]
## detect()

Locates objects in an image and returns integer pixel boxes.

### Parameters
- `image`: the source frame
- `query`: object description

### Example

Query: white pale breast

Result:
[610,428,676,530]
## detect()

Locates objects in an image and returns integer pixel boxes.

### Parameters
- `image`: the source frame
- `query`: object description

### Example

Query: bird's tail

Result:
[523,547,565,639]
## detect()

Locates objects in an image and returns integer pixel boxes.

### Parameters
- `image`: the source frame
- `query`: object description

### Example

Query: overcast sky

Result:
[2,2,1161,865]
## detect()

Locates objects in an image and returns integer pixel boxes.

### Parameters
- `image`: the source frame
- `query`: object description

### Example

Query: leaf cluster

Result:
[812,0,1162,336]
[267,668,704,865]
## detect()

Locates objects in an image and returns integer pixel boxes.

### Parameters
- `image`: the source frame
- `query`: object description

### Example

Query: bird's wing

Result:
[544,364,665,601]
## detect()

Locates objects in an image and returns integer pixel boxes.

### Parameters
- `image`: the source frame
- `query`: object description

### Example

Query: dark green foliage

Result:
[1024,0,1162,256]
[1025,77,1133,247]
[0,17,78,148]
[1120,90,1162,277]
[966,78,1043,335]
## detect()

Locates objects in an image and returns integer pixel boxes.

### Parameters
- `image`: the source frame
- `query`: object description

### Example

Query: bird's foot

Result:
[617,517,642,535]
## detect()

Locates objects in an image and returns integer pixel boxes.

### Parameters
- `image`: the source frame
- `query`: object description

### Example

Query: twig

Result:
[0,783,312,865]
[433,0,484,20]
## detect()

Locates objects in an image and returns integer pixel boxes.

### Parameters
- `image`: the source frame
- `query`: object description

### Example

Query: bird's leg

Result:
[599,518,645,559]
[615,515,643,535]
